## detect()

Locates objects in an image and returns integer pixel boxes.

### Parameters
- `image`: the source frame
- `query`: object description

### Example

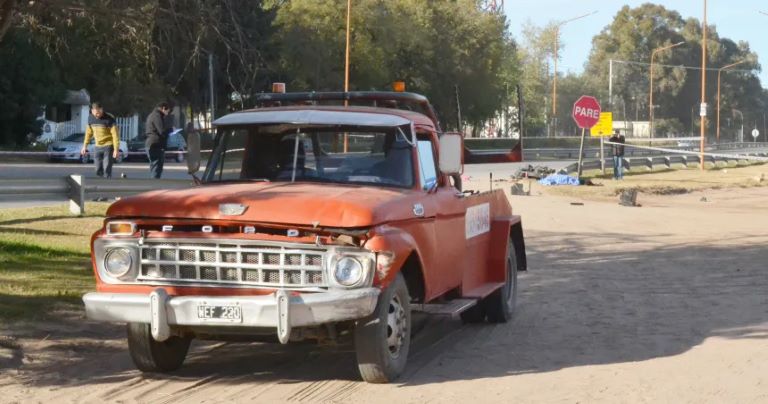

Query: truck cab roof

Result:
[214,91,441,132]
[214,106,436,131]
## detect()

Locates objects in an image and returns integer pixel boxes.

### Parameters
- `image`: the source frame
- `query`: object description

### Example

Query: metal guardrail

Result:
[561,151,768,174]
[0,176,192,214]
[518,142,768,161]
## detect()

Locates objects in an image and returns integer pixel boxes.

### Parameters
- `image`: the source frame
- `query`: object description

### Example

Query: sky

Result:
[504,0,768,86]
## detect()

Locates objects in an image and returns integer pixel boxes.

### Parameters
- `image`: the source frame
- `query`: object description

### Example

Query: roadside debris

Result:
[539,174,580,186]
[510,182,531,196]
[513,164,557,180]
[619,189,640,207]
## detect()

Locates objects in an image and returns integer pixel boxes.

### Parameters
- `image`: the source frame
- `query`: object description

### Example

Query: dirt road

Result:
[2,185,767,403]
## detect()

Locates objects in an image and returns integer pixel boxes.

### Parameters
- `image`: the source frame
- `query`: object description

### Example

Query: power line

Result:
[612,59,754,73]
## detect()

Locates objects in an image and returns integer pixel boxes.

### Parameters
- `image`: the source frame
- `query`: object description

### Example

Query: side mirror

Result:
[439,132,463,175]
[186,130,201,175]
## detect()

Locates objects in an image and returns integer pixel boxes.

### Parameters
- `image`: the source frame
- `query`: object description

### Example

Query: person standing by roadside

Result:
[145,102,172,179]
[81,102,120,178]
[609,130,626,180]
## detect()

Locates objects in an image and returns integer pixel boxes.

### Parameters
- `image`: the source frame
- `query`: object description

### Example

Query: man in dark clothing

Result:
[145,102,172,178]
[81,102,120,178]
[608,130,626,180]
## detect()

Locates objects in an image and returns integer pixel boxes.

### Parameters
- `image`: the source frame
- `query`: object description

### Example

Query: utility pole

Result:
[603,59,612,175]
[208,53,215,125]
[716,60,746,142]
[552,11,597,137]
[649,41,684,139]
[700,0,707,170]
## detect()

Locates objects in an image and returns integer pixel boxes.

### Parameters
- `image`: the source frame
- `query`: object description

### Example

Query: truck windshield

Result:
[204,127,414,188]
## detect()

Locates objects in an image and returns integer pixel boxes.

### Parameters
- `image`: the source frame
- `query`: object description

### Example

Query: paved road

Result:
[0,160,572,209]
[0,161,190,180]
[0,161,572,181]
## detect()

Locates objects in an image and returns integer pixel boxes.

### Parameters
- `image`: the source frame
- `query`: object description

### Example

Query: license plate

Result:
[197,304,242,323]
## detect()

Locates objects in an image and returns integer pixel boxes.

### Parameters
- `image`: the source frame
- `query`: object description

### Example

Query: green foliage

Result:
[274,0,518,129]
[584,4,765,138]
[0,30,64,147]
[21,0,166,115]
[516,22,556,136]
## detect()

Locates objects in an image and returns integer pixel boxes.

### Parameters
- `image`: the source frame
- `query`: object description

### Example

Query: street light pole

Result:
[716,60,746,143]
[649,41,684,139]
[700,0,707,170]
[344,0,351,93]
[343,0,352,152]
[551,11,596,135]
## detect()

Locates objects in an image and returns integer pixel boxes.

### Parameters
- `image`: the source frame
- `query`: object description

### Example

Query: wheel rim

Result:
[386,294,407,359]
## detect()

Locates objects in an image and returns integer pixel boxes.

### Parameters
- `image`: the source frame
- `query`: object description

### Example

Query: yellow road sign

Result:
[590,112,613,137]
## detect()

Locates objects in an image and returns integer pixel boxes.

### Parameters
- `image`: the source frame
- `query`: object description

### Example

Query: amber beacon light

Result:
[272,82,286,93]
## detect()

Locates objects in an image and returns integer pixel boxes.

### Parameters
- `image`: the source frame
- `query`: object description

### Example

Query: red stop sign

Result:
[572,96,601,129]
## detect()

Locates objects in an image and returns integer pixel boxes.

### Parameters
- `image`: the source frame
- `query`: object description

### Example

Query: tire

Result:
[354,273,411,383]
[127,323,191,372]
[485,239,519,323]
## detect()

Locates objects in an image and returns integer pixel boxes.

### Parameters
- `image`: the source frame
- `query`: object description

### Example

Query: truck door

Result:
[416,138,466,295]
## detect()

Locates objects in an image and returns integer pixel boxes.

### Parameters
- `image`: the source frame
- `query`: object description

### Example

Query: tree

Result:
[516,21,559,136]
[0,29,64,146]
[584,4,765,138]
[0,0,15,42]
[152,0,279,117]
[274,0,518,129]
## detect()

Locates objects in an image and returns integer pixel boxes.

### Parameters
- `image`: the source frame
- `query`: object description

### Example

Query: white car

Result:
[676,141,695,150]
[47,132,128,163]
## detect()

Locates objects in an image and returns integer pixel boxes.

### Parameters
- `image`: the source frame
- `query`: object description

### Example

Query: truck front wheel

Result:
[485,239,518,323]
[127,323,191,372]
[354,273,411,383]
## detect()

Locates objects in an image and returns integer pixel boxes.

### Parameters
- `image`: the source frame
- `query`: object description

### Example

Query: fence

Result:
[53,120,79,139]
[116,115,140,141]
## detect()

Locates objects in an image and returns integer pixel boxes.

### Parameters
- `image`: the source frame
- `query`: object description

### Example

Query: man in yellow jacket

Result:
[80,102,120,178]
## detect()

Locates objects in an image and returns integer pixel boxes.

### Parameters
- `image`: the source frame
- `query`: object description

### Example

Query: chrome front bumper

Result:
[83,287,380,343]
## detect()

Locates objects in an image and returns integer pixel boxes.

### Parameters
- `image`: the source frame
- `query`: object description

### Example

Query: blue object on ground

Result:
[538,174,580,186]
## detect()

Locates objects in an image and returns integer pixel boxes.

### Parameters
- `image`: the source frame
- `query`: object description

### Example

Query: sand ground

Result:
[1,182,767,403]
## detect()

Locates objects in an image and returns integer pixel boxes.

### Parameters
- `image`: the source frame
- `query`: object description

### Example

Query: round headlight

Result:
[334,257,363,286]
[104,248,133,278]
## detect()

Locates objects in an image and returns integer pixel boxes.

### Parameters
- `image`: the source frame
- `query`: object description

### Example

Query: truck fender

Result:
[365,226,428,297]
[487,216,527,283]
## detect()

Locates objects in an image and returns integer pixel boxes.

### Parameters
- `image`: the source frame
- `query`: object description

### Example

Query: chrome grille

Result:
[138,240,328,288]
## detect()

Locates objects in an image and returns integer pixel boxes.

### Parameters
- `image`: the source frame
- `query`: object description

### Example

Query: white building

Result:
[37,89,140,143]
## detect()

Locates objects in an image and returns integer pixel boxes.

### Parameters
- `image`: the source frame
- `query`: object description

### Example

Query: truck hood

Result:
[107,182,421,228]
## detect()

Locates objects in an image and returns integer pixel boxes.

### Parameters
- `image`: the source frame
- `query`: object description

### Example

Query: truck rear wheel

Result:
[354,273,411,383]
[485,240,518,323]
[127,323,191,372]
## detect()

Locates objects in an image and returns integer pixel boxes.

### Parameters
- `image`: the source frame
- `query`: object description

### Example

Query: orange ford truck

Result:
[83,91,527,383]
